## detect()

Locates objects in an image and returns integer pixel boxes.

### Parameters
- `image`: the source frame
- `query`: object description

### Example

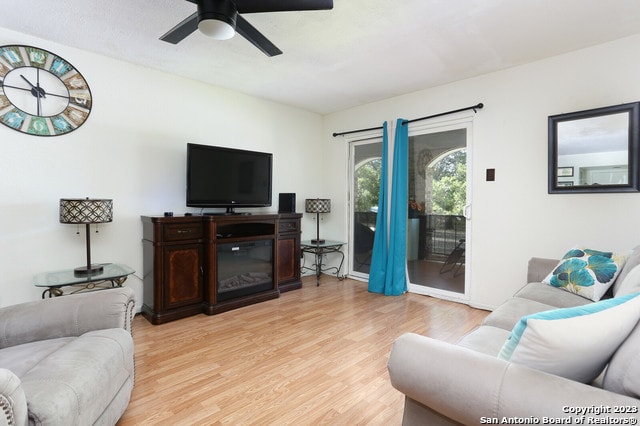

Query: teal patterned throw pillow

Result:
[542,247,629,301]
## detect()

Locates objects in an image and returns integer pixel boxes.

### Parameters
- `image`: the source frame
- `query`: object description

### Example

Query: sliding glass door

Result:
[346,117,472,303]
[348,138,382,281]
[407,121,471,301]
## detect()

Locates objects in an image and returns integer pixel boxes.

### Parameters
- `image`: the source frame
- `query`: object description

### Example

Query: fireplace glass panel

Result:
[217,240,273,301]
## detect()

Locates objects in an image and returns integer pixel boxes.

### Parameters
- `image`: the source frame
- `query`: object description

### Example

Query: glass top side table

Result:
[34,263,135,298]
[300,240,345,286]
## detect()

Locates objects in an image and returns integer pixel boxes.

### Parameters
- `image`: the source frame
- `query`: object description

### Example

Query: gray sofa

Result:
[0,287,136,426]
[388,248,640,425]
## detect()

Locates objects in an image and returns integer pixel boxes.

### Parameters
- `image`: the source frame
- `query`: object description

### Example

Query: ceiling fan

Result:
[160,0,334,57]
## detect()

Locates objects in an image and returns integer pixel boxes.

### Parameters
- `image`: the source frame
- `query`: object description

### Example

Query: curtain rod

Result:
[332,102,484,137]
[402,102,483,125]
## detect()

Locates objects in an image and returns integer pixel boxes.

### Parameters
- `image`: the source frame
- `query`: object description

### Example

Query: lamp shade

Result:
[59,198,113,276]
[60,198,113,224]
[305,199,331,214]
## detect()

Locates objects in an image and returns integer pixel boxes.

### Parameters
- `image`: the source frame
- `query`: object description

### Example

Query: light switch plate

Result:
[486,168,495,181]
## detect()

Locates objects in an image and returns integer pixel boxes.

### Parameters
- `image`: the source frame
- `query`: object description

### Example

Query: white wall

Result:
[0,28,324,308]
[4,28,640,312]
[323,34,640,309]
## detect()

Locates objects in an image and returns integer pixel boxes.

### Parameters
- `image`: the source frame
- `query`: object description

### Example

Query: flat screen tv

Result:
[186,143,272,213]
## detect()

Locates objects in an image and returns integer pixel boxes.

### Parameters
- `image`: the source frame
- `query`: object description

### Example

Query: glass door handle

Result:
[464,204,472,220]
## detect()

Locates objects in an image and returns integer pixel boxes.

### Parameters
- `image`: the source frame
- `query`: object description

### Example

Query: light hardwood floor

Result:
[118,276,488,425]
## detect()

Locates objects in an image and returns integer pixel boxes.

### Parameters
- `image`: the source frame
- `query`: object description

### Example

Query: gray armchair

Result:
[0,287,135,425]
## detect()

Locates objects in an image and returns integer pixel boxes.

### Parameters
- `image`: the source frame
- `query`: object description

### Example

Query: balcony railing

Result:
[353,212,465,262]
[420,214,466,260]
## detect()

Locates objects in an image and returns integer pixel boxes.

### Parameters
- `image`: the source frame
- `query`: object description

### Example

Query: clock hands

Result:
[21,74,47,98]
[2,79,70,100]
[21,73,46,116]
[36,69,42,116]
[3,84,70,99]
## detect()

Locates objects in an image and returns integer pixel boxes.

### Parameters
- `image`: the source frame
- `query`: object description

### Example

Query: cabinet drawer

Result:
[278,220,299,234]
[163,223,203,241]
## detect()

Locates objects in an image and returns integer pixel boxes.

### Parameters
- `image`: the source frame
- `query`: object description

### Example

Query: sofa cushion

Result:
[514,282,594,308]
[614,264,640,297]
[0,337,74,378]
[542,247,629,301]
[456,326,511,357]
[527,257,561,283]
[19,328,134,425]
[604,320,640,398]
[613,245,640,296]
[498,293,640,383]
[482,297,558,331]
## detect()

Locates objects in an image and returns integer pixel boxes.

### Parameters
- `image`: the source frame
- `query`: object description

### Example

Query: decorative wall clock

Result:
[0,44,92,136]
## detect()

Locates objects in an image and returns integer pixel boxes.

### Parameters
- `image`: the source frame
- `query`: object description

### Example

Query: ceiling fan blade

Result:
[160,12,198,44]
[235,0,333,14]
[235,14,282,57]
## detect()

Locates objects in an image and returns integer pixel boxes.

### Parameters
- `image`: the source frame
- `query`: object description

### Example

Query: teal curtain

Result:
[368,119,408,296]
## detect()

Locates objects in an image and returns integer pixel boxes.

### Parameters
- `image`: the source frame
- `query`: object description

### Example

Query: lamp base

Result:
[310,238,325,244]
[74,264,104,276]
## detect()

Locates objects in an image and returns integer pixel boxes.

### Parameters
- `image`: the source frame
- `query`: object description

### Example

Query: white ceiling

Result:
[1,0,640,115]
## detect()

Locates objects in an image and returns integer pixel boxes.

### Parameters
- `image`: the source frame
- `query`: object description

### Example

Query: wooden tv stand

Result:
[141,213,302,324]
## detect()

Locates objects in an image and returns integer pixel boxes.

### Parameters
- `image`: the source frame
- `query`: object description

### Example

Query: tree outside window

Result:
[354,158,381,212]
[430,149,466,215]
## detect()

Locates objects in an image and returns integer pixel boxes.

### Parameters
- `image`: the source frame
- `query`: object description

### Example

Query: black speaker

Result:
[278,193,296,213]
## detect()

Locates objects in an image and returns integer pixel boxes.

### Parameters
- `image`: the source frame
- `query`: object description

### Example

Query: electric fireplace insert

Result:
[216,239,273,301]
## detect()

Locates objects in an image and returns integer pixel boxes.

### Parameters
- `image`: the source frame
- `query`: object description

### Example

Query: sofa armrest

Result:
[0,287,135,349]
[527,257,558,283]
[0,368,27,426]
[388,333,640,425]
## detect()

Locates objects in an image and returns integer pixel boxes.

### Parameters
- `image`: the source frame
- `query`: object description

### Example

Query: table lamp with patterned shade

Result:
[305,198,330,244]
[59,198,113,276]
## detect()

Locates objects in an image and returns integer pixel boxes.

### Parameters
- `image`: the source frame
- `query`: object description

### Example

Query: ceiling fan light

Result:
[198,18,235,40]
[197,0,237,40]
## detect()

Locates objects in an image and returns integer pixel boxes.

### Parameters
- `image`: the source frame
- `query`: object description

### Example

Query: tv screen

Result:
[187,143,273,212]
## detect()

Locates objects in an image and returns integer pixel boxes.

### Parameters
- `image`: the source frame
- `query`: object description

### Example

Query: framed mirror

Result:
[548,101,640,193]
